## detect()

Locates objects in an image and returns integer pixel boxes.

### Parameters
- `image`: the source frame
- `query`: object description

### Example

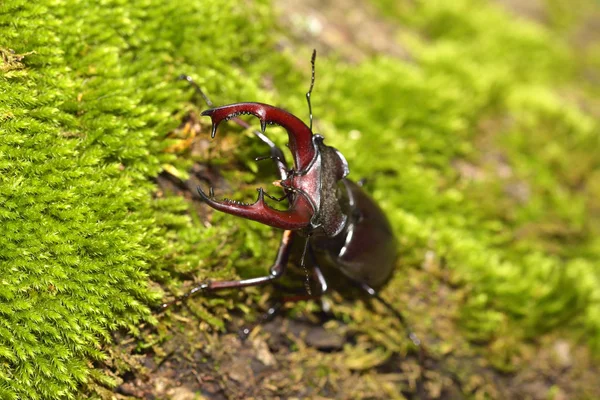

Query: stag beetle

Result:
[163,51,420,348]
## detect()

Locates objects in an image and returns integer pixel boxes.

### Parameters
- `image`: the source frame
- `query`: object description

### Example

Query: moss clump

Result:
[0,0,284,398]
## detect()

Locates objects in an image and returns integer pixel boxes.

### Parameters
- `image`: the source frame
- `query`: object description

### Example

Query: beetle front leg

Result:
[160,230,296,310]
[238,262,330,340]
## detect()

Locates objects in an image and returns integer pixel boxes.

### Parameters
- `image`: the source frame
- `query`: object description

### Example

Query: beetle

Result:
[162,51,420,348]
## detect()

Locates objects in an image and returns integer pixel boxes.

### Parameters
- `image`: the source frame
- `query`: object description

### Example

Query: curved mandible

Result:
[201,102,316,171]
[197,186,313,230]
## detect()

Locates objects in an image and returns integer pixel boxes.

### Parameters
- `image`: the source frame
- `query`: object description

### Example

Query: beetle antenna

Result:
[179,74,214,107]
[300,237,312,295]
[306,49,317,132]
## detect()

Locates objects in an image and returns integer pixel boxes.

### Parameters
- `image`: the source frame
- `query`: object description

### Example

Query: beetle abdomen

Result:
[313,179,398,289]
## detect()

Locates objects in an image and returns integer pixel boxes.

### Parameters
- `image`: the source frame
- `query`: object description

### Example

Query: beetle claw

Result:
[197,185,313,230]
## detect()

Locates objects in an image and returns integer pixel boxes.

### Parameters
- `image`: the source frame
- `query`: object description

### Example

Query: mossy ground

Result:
[1,0,599,398]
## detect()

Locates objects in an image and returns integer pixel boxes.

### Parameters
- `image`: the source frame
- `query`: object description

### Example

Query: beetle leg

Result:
[197,185,313,230]
[160,231,296,310]
[250,132,290,181]
[262,250,330,309]
[201,103,316,170]
[312,263,328,294]
[261,190,290,203]
[179,74,216,107]
[355,281,422,349]
[238,260,330,340]
[204,230,293,290]
[278,266,328,303]
[238,302,284,339]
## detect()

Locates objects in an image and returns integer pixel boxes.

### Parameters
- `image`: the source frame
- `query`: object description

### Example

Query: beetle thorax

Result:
[285,136,349,237]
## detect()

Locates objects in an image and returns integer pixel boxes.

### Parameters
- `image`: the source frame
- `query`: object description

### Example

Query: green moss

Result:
[1,0,283,397]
